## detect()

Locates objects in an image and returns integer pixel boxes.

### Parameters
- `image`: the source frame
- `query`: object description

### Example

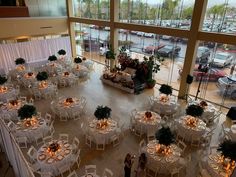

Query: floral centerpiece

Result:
[144,111,153,121]
[159,84,173,95]
[9,99,19,107]
[48,55,57,62]
[155,126,175,156]
[185,115,198,127]
[94,105,111,120]
[47,142,60,155]
[64,72,70,76]
[36,71,48,81]
[18,105,37,120]
[27,72,34,77]
[15,58,25,65]
[0,75,7,85]
[199,100,208,109]
[64,98,74,106]
[74,57,82,64]
[58,49,66,56]
[186,104,204,117]
[217,140,236,173]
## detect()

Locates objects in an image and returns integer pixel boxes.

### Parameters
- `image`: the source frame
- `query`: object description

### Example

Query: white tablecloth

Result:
[37,140,73,176]
[176,116,208,142]
[44,62,62,76]
[134,111,161,134]
[53,97,82,118]
[145,140,182,174]
[21,72,36,87]
[72,64,89,77]
[0,86,18,102]
[15,117,48,142]
[88,119,117,144]
[33,81,57,98]
[206,153,235,177]
[57,72,77,86]
[0,99,23,121]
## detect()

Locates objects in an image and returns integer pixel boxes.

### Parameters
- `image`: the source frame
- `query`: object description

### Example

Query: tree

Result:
[182,6,193,20]
[207,4,225,31]
[162,0,180,24]
[83,0,94,18]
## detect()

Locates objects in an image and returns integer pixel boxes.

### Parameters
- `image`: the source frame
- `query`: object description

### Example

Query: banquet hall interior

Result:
[0,0,236,177]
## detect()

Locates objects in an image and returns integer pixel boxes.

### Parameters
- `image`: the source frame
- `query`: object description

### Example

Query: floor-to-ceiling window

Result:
[68,0,236,109]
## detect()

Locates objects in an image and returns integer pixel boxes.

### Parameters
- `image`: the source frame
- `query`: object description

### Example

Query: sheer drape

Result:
[0,120,35,177]
[0,37,71,73]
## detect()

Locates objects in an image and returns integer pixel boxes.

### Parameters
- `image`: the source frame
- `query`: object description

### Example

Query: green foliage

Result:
[106,48,116,60]
[74,57,82,63]
[36,71,48,81]
[58,49,66,55]
[94,105,111,120]
[155,126,175,146]
[0,75,7,85]
[159,84,173,95]
[186,104,204,117]
[18,105,37,119]
[217,140,236,161]
[48,55,57,61]
[15,58,25,65]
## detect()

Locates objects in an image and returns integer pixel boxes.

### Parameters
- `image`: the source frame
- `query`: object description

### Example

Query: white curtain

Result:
[0,37,71,73]
[0,119,35,177]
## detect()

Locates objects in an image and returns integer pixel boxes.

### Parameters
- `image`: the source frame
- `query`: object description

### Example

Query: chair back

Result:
[85,165,96,175]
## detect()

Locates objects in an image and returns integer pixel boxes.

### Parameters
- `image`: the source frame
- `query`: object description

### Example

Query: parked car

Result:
[217,76,236,99]
[196,46,211,63]
[144,44,165,54]
[156,45,181,57]
[193,65,226,81]
[210,52,234,68]
[100,47,130,56]
[137,32,144,36]
[143,33,154,38]
[161,35,172,40]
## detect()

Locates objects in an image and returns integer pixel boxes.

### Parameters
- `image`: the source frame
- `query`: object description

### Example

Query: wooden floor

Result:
[0,62,230,177]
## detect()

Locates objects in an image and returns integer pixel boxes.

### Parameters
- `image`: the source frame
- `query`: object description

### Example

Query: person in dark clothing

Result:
[124,153,134,177]
[135,153,147,177]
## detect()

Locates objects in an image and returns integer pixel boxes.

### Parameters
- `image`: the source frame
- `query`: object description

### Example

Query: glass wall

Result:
[72,0,110,20]
[74,23,110,64]
[189,41,236,107]
[202,0,236,35]
[119,0,194,30]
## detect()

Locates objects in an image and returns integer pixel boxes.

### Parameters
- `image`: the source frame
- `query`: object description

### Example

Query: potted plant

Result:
[15,58,25,65]
[105,47,116,69]
[74,57,82,63]
[94,105,112,120]
[58,49,66,55]
[155,126,175,146]
[18,105,37,120]
[218,140,236,161]
[159,84,173,95]
[36,71,48,81]
[48,55,57,62]
[0,75,7,85]
[186,104,204,117]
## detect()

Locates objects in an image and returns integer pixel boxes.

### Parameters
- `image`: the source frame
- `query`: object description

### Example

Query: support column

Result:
[66,0,77,58]
[178,0,208,98]
[110,0,119,68]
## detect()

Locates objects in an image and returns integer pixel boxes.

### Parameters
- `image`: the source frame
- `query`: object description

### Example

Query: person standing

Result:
[135,153,147,177]
[124,153,134,177]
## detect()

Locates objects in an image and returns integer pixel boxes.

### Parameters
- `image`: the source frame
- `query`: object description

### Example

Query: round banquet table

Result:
[0,86,18,102]
[176,115,208,142]
[0,99,23,121]
[21,72,36,87]
[72,64,89,77]
[88,119,117,144]
[134,111,161,134]
[33,81,57,98]
[15,117,48,142]
[145,140,182,174]
[37,140,73,176]
[57,72,77,86]
[206,153,235,177]
[151,94,178,115]
[80,174,100,177]
[53,97,82,118]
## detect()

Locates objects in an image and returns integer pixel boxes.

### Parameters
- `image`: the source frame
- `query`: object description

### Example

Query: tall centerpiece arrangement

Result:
[186,104,204,117]
[217,140,236,173]
[48,55,57,62]
[15,58,25,65]
[36,71,49,88]
[105,47,116,69]
[15,58,26,71]
[58,49,66,56]
[155,126,175,155]
[0,75,8,92]
[18,105,37,120]
[94,105,112,129]
[74,56,82,70]
[159,84,173,95]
